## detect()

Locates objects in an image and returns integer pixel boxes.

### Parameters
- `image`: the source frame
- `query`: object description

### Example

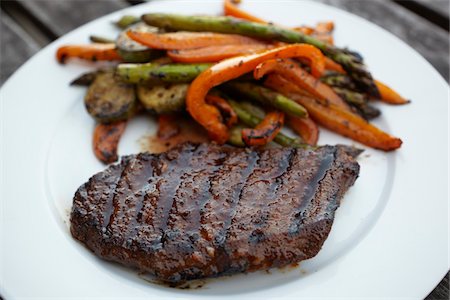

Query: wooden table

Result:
[1,0,448,298]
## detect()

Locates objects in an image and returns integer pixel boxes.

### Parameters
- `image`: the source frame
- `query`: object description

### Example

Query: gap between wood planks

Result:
[0,0,57,47]
[1,0,448,48]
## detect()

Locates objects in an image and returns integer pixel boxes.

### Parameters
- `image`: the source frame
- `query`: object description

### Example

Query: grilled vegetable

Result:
[114,15,140,29]
[332,87,381,120]
[89,35,115,44]
[137,83,188,114]
[56,44,121,64]
[228,99,305,147]
[227,124,246,146]
[375,80,410,105]
[225,81,308,118]
[287,116,319,145]
[127,31,263,50]
[116,62,210,84]
[116,22,162,63]
[205,94,238,128]
[85,71,136,122]
[254,58,351,111]
[167,44,272,63]
[265,74,402,151]
[142,13,379,96]
[185,44,325,144]
[223,0,266,23]
[93,120,127,164]
[242,111,285,146]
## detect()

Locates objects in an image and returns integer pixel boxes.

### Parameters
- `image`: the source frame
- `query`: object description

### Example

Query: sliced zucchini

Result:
[116,22,162,63]
[84,71,136,123]
[137,83,188,114]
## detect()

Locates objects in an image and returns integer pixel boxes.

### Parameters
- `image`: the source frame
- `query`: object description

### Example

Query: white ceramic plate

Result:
[1,0,448,298]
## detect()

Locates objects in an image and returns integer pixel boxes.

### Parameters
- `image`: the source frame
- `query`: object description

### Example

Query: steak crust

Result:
[70,143,360,282]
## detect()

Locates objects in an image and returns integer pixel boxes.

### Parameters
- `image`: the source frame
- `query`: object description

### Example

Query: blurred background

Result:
[0,0,448,298]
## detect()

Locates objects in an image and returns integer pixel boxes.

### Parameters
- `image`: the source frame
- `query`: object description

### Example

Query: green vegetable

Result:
[320,73,356,90]
[228,99,306,147]
[142,13,379,97]
[116,62,211,84]
[114,15,140,29]
[84,71,136,123]
[225,82,308,118]
[116,22,162,63]
[228,125,246,147]
[89,35,115,44]
[332,87,381,120]
[137,83,188,114]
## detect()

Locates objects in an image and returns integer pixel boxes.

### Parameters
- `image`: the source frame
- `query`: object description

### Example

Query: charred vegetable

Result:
[228,99,305,147]
[137,83,188,114]
[224,81,308,118]
[85,71,136,123]
[93,120,127,164]
[116,62,210,84]
[242,111,285,146]
[114,15,140,29]
[116,22,162,63]
[142,13,379,96]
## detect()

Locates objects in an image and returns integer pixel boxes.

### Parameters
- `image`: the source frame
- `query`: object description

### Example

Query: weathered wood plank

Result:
[0,12,40,85]
[415,0,450,18]
[320,0,449,80]
[17,0,129,37]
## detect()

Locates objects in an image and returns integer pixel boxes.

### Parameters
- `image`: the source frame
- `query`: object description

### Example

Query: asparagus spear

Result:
[116,62,211,84]
[224,82,308,118]
[228,125,246,147]
[333,87,381,120]
[320,73,356,90]
[114,15,140,29]
[142,13,379,97]
[228,99,307,147]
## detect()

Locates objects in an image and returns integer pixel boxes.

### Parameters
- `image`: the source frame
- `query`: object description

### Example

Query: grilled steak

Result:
[71,143,360,283]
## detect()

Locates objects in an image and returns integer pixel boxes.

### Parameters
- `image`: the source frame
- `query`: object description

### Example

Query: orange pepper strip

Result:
[205,95,238,128]
[224,0,267,23]
[287,115,319,145]
[254,58,351,111]
[264,75,402,151]
[93,121,127,164]
[186,44,325,144]
[242,111,285,146]
[375,80,410,105]
[126,31,262,50]
[325,57,346,73]
[168,44,273,63]
[56,44,122,64]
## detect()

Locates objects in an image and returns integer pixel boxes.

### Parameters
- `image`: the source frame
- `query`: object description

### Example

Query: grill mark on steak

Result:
[70,142,360,283]
[196,149,259,275]
[249,148,296,244]
[161,146,226,268]
[153,144,199,246]
[289,148,335,235]
[100,158,131,231]
[106,154,156,245]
